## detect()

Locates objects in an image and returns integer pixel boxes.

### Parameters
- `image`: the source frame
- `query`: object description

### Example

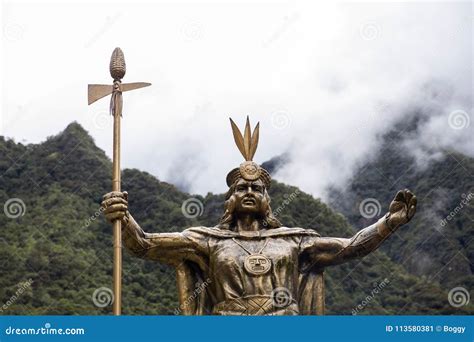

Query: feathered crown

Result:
[226,116,272,188]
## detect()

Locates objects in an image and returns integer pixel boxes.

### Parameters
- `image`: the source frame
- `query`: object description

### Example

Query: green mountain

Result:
[0,122,471,315]
[328,113,474,295]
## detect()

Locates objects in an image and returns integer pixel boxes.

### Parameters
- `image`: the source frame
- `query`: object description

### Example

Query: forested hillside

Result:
[0,122,471,315]
[328,114,473,294]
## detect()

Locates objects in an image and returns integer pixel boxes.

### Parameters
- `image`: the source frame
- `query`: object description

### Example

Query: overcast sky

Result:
[2,0,472,198]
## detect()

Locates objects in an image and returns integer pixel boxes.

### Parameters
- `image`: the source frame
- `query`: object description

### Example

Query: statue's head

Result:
[233,178,266,215]
[218,117,281,230]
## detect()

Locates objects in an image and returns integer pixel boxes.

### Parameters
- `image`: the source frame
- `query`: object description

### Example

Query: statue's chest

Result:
[209,237,300,276]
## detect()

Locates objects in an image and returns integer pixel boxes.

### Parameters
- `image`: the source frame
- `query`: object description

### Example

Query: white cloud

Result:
[2,1,472,197]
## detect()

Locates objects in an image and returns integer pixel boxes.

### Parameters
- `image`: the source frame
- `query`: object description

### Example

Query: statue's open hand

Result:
[101,191,129,223]
[387,189,417,228]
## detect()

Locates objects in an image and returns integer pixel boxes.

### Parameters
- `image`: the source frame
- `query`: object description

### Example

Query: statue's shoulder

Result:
[267,227,321,237]
[182,226,320,238]
[183,226,237,238]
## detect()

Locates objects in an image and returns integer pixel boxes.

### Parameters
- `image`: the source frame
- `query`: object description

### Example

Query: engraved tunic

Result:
[122,217,386,315]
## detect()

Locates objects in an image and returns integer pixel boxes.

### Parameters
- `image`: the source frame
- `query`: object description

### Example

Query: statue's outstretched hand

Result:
[101,191,129,223]
[387,189,417,228]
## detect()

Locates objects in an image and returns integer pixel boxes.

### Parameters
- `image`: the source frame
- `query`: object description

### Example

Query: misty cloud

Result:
[2,1,472,198]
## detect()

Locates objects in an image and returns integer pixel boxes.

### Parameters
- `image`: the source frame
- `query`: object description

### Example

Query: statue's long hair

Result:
[217,182,282,230]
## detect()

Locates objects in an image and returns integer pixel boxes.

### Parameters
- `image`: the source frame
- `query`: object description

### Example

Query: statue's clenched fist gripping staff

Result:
[88,48,151,315]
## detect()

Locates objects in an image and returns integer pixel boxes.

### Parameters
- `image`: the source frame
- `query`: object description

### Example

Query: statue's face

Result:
[233,179,266,216]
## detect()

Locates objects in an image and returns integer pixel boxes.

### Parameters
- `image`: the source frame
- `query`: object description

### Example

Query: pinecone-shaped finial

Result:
[109,47,126,80]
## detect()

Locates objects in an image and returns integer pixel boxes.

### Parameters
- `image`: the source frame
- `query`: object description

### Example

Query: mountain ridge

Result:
[0,122,471,315]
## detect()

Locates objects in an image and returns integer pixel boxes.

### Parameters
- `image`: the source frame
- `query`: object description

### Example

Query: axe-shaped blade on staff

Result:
[88,47,151,315]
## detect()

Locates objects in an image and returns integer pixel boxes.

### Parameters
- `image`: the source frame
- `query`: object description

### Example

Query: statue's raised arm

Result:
[300,189,417,268]
[101,191,208,265]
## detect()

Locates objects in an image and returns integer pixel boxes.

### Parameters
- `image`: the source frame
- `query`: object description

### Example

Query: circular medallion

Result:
[244,254,272,275]
[239,161,260,181]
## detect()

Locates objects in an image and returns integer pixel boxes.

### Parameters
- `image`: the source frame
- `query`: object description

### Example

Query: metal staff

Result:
[88,47,151,315]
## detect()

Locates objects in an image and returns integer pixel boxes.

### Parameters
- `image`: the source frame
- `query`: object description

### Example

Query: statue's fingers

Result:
[103,203,128,215]
[106,197,128,206]
[101,197,127,209]
[394,190,405,202]
[107,211,126,222]
[103,203,128,214]
[102,191,119,200]
[404,189,414,202]
[408,196,417,218]
[389,201,403,213]
[102,191,126,201]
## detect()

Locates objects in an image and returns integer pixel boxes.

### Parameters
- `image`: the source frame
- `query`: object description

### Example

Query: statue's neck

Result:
[235,214,261,232]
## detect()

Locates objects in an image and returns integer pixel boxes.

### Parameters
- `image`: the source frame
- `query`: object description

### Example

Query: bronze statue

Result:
[101,117,417,315]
